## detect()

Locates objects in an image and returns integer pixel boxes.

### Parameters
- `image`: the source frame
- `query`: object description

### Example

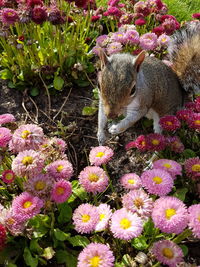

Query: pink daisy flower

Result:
[166,136,185,153]
[134,1,150,16]
[126,135,148,152]
[152,159,182,179]
[0,224,6,251]
[139,33,157,50]
[110,208,143,240]
[184,157,200,179]
[0,127,12,147]
[96,35,109,47]
[1,8,19,25]
[146,133,166,151]
[159,115,181,131]
[78,166,109,194]
[24,173,54,199]
[9,124,44,153]
[187,113,200,131]
[12,150,44,178]
[4,210,26,236]
[51,179,72,203]
[89,146,114,166]
[152,196,188,234]
[73,203,99,234]
[111,31,126,43]
[0,114,15,125]
[11,192,44,221]
[176,109,194,122]
[77,243,115,267]
[1,170,15,184]
[151,240,184,267]
[141,168,174,196]
[124,30,140,45]
[188,204,200,238]
[157,33,170,46]
[122,189,153,219]
[185,101,197,111]
[106,42,123,55]
[95,203,112,231]
[120,173,142,190]
[46,159,73,181]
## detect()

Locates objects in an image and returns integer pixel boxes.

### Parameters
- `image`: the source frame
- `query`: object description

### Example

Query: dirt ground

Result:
[0,79,199,265]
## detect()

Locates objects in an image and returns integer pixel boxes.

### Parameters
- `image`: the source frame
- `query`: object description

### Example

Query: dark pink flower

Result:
[48,6,65,25]
[91,15,101,22]
[0,224,6,251]
[1,8,19,25]
[187,113,200,131]
[152,25,164,36]
[134,1,151,17]
[31,6,47,24]
[159,115,181,131]
[166,136,184,153]
[184,157,200,180]
[1,170,15,184]
[146,133,166,151]
[176,109,194,122]
[130,135,148,152]
[135,18,146,26]
[195,97,200,112]
[162,19,180,35]
[192,13,200,19]
[103,7,122,17]
[27,0,43,7]
[185,101,197,111]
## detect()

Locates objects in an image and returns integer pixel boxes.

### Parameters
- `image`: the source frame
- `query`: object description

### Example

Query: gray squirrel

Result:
[97,22,200,145]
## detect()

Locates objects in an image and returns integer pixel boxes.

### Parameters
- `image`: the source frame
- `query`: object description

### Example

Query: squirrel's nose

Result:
[107,112,117,119]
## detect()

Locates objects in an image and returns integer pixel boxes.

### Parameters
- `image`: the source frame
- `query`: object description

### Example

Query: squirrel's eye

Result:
[130,85,136,96]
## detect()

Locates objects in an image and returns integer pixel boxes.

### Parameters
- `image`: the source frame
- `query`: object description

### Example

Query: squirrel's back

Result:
[168,22,200,94]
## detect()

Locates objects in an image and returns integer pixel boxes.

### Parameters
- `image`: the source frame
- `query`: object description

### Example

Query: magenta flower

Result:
[106,42,123,55]
[96,35,109,47]
[77,243,115,267]
[151,240,184,267]
[12,149,44,178]
[139,33,157,50]
[188,204,200,238]
[0,114,15,125]
[122,189,153,219]
[46,159,73,181]
[31,6,47,24]
[166,136,184,153]
[147,0,164,12]
[92,45,106,56]
[192,13,200,19]
[27,0,43,7]
[51,179,72,203]
[134,1,150,16]
[120,173,142,190]
[152,25,164,36]
[184,157,200,179]
[0,224,6,251]
[185,101,197,111]
[78,166,109,194]
[126,135,148,152]
[152,196,188,234]
[119,13,134,25]
[0,127,12,148]
[9,124,44,153]
[159,115,181,131]
[195,97,200,112]
[157,33,170,46]
[1,8,19,25]
[95,203,112,231]
[89,146,114,166]
[141,168,174,196]
[110,208,143,240]
[135,18,146,26]
[187,113,200,131]
[1,170,15,184]
[24,173,54,199]
[72,203,99,234]
[152,159,182,179]
[146,133,166,151]
[176,109,194,122]
[162,19,180,35]
[124,30,140,44]
[12,192,44,221]
[103,7,122,17]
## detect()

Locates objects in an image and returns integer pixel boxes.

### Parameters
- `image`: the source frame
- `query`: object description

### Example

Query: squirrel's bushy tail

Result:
[168,22,200,94]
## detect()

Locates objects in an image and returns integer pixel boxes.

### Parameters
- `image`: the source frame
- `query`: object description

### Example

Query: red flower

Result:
[152,25,164,36]
[0,224,6,251]
[135,18,146,26]
[159,115,181,131]
[27,0,43,8]
[146,133,166,151]
[31,6,47,24]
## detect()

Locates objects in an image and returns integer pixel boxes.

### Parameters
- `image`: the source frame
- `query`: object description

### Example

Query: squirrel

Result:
[97,22,200,145]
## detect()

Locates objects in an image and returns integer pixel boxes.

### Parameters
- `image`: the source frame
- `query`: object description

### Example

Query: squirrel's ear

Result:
[98,48,109,69]
[134,50,146,72]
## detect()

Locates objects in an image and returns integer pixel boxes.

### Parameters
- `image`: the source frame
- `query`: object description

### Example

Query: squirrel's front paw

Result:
[97,131,106,145]
[108,124,124,135]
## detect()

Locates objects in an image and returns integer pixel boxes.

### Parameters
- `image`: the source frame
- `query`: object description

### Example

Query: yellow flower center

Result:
[21,130,31,139]
[166,121,173,125]
[134,198,144,208]
[152,139,160,145]
[56,165,64,172]
[7,217,15,225]
[153,176,163,184]
[162,37,167,42]
[194,120,200,125]
[23,201,32,209]
[191,164,200,172]
[22,156,33,166]
[128,179,135,184]
[165,208,176,219]
[35,181,46,191]
[5,173,14,180]
[96,152,105,158]
[56,186,64,195]
[163,163,172,169]
[162,248,174,259]
[89,256,101,267]
[198,215,200,222]
[141,141,146,146]
[88,173,99,182]
[82,214,90,223]
[100,214,105,221]
[120,218,131,229]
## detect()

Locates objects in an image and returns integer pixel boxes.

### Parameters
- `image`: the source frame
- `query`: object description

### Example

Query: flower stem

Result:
[102,164,114,192]
[172,228,192,244]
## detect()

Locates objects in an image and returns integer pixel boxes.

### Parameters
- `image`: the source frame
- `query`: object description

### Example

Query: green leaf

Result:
[53,76,64,91]
[56,250,77,266]
[68,182,87,203]
[92,87,99,100]
[23,247,38,267]
[8,81,16,88]
[42,247,55,260]
[38,50,44,65]
[173,187,188,201]
[58,202,72,224]
[131,236,148,250]
[7,263,17,267]
[143,219,155,236]
[28,215,50,238]
[82,106,97,116]
[182,149,196,158]
[114,263,124,267]
[179,244,188,256]
[53,228,71,241]
[17,71,24,81]
[67,235,90,247]
[30,87,39,97]
[30,240,43,254]
[75,80,90,87]
[0,69,13,80]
